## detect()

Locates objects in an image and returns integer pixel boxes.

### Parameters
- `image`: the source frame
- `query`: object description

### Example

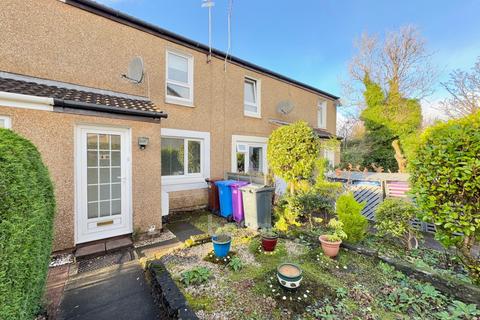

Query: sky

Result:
[96,0,480,119]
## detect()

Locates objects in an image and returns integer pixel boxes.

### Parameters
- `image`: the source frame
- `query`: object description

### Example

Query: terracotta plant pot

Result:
[261,235,278,252]
[319,235,342,258]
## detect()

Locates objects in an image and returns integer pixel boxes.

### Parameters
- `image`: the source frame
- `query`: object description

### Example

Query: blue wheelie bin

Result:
[215,180,237,218]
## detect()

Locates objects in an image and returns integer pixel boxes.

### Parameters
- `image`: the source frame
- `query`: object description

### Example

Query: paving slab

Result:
[59,262,161,320]
[167,221,205,242]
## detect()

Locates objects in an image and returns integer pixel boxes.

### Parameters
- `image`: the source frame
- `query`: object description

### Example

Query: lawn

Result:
[160,212,480,320]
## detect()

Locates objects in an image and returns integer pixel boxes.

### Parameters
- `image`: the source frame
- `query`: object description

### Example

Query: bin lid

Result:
[239,183,274,192]
[214,180,238,187]
[230,181,250,188]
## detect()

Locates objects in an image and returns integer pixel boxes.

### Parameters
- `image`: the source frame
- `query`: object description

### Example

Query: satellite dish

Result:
[122,56,144,83]
[276,100,295,115]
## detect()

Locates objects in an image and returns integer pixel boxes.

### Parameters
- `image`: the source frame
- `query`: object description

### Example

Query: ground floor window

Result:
[161,128,210,187]
[231,135,268,174]
[0,115,11,129]
[161,137,201,176]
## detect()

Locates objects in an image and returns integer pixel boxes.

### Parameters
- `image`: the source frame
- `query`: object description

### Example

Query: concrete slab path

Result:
[59,261,161,320]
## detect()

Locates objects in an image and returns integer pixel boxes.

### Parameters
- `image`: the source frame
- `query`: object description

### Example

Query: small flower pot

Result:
[277,263,303,289]
[319,235,342,258]
[212,234,232,258]
[261,234,278,252]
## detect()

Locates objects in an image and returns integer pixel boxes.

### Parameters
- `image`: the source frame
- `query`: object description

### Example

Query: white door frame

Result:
[75,124,133,244]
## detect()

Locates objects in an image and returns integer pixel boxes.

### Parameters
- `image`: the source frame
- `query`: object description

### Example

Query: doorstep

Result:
[75,235,133,260]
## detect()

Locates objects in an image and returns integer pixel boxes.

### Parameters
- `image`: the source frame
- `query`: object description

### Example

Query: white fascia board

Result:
[0,92,54,111]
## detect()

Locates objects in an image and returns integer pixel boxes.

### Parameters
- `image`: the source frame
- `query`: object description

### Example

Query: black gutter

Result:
[66,0,340,101]
[54,98,168,120]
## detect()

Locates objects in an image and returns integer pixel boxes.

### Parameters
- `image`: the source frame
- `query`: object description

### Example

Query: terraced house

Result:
[0,0,339,252]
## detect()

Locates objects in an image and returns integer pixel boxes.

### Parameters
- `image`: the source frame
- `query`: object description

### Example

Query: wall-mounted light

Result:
[138,137,149,150]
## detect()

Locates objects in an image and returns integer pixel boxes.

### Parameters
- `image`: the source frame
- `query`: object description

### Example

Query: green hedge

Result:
[409,112,480,283]
[0,129,56,319]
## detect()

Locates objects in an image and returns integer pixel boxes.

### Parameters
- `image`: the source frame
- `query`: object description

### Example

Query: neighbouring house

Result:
[0,0,339,252]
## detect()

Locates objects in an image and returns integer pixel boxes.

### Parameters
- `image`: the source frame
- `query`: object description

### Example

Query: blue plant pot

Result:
[212,234,232,258]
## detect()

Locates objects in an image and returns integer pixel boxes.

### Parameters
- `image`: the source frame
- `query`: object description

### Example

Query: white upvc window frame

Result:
[231,135,268,175]
[243,77,261,118]
[0,115,11,129]
[165,49,194,107]
[323,149,335,168]
[317,99,327,129]
[161,128,210,190]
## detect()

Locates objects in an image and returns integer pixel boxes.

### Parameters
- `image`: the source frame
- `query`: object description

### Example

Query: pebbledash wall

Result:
[0,0,338,249]
[0,105,162,251]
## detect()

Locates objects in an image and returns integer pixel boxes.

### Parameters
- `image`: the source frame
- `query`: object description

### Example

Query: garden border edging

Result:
[148,261,199,320]
[341,243,480,306]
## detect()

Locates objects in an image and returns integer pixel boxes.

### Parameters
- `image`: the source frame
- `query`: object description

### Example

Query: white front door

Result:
[75,125,132,244]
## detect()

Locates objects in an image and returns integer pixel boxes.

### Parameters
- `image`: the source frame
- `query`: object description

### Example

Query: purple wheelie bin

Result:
[230,181,250,224]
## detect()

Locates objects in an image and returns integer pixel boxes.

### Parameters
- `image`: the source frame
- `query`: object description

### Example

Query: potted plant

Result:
[261,229,278,252]
[277,263,303,289]
[319,219,347,258]
[212,234,232,258]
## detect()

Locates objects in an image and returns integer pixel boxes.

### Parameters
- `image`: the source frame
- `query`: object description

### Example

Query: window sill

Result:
[165,96,194,108]
[244,112,262,119]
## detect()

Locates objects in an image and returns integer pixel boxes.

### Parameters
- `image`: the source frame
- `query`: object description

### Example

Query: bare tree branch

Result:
[347,25,438,101]
[439,57,480,118]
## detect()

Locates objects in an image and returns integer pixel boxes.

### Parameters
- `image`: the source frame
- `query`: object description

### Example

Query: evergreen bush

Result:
[336,193,368,243]
[409,112,480,283]
[0,129,56,319]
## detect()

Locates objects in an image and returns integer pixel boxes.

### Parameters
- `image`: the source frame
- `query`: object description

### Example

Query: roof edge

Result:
[65,0,340,101]
[53,98,168,119]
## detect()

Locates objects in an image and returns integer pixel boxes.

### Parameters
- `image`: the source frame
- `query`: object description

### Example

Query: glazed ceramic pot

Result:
[261,234,278,252]
[319,235,342,258]
[277,263,303,289]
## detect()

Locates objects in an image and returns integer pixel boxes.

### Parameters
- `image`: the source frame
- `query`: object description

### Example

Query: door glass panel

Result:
[111,183,121,199]
[88,202,98,219]
[111,200,121,215]
[99,184,110,201]
[99,201,110,217]
[87,134,98,149]
[111,151,121,166]
[86,132,122,220]
[188,140,201,174]
[249,147,263,173]
[99,168,110,184]
[111,135,121,150]
[99,151,110,167]
[161,138,185,176]
[87,151,98,167]
[87,185,98,202]
[99,134,109,150]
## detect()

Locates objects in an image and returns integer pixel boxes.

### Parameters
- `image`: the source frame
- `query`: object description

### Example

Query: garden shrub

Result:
[375,198,419,250]
[336,193,368,243]
[267,121,319,194]
[0,129,56,320]
[409,112,480,283]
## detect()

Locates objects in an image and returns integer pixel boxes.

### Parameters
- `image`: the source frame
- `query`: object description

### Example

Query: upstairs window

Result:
[244,77,261,117]
[166,50,193,106]
[317,100,327,129]
[0,116,11,129]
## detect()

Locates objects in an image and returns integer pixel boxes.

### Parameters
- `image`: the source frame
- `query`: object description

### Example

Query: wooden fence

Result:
[329,172,436,233]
